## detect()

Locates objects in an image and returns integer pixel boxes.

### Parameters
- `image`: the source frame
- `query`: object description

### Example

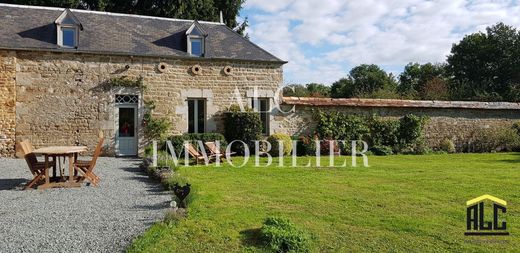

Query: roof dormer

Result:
[186,21,207,57]
[55,9,83,48]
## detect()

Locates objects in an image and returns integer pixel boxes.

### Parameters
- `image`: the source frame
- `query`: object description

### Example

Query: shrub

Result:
[398,114,428,146]
[400,139,431,155]
[293,135,317,156]
[319,139,340,155]
[439,139,456,153]
[261,217,311,253]
[368,116,400,147]
[224,105,263,154]
[369,145,393,156]
[470,127,520,152]
[513,121,520,136]
[267,133,293,156]
[315,111,369,140]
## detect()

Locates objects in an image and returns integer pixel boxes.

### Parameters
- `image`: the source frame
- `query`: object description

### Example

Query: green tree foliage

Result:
[398,62,448,99]
[447,22,520,101]
[331,64,397,98]
[6,0,248,35]
[283,83,330,97]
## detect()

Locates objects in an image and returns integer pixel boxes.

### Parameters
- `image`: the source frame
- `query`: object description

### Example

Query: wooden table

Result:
[32,146,88,189]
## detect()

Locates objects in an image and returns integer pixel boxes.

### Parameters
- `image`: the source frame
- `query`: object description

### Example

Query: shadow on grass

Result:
[499,153,520,163]
[240,228,265,250]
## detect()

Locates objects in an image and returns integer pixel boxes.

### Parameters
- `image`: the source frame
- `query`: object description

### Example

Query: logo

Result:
[465,195,509,236]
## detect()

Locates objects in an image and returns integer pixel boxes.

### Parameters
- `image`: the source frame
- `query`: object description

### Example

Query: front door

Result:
[116,95,138,156]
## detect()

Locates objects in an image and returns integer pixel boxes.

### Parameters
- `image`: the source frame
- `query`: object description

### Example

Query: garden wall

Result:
[272,97,520,149]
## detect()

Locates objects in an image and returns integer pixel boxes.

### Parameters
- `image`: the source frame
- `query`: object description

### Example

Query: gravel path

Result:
[0,157,171,253]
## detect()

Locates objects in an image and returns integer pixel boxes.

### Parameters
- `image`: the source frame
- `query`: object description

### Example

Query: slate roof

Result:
[0,3,285,63]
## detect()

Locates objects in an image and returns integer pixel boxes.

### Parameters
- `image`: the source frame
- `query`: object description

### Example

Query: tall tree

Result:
[398,62,447,99]
[6,0,248,36]
[447,22,520,101]
[331,64,396,98]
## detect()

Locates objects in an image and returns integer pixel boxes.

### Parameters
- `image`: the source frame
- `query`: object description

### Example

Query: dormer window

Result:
[186,21,208,57]
[55,9,83,48]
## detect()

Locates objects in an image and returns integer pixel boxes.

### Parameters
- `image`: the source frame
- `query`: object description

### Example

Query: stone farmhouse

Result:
[0,3,286,157]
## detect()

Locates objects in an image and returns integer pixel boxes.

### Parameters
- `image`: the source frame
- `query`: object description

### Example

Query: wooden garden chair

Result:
[20,141,52,190]
[186,143,217,165]
[74,136,103,186]
[204,142,235,162]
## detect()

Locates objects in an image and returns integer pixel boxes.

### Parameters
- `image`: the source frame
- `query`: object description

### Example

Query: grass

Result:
[127,153,520,252]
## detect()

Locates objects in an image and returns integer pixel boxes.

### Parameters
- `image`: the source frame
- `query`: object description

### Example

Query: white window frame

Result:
[55,9,82,49]
[58,25,79,48]
[187,36,204,57]
[187,98,206,133]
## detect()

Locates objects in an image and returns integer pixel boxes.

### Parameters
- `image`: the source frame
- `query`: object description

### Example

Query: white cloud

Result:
[243,0,520,84]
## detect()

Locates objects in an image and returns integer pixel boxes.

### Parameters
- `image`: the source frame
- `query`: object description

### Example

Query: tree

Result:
[283,84,309,97]
[447,22,520,101]
[398,62,447,99]
[305,83,330,97]
[6,0,248,36]
[283,83,331,97]
[331,64,397,98]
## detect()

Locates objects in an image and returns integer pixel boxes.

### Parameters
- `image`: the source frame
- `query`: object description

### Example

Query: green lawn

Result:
[128,153,520,252]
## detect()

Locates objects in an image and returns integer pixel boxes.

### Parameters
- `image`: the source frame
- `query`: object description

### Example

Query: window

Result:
[190,38,203,56]
[252,98,270,135]
[55,9,82,48]
[186,21,207,57]
[188,99,206,133]
[61,27,76,47]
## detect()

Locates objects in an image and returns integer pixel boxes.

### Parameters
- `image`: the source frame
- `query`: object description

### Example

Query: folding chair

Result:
[204,142,235,162]
[186,143,217,164]
[74,137,103,186]
[20,141,50,190]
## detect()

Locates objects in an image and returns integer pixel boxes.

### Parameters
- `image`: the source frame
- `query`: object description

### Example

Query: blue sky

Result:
[239,0,520,85]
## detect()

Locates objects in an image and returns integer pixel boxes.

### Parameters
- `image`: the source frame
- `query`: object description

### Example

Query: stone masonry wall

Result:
[10,50,283,156]
[0,51,16,157]
[271,104,520,149]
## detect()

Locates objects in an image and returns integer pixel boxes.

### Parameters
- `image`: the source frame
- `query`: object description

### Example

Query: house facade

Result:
[0,4,286,157]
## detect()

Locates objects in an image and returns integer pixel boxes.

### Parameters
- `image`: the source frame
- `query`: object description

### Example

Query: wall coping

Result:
[282,97,520,110]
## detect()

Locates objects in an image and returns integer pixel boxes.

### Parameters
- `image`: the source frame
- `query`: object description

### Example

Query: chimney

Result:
[219,11,224,24]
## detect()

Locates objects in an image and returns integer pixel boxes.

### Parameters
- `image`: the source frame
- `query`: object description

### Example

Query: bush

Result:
[224,105,263,154]
[267,134,293,156]
[369,145,393,156]
[293,135,317,156]
[398,114,428,146]
[315,111,369,140]
[261,217,311,253]
[439,139,456,153]
[319,139,340,155]
[368,116,400,147]
[400,138,431,155]
[470,127,520,152]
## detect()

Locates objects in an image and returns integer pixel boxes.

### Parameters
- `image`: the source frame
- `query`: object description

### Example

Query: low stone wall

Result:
[272,98,520,149]
[0,51,16,157]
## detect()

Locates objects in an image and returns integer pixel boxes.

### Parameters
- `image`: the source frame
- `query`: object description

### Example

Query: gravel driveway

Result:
[0,157,171,253]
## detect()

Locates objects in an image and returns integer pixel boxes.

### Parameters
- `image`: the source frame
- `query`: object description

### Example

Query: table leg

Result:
[68,154,74,184]
[74,153,78,177]
[44,155,50,185]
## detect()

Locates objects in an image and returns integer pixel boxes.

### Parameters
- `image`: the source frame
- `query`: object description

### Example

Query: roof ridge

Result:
[0,3,224,25]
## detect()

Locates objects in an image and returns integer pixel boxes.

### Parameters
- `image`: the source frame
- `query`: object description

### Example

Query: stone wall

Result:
[271,103,520,149]
[7,49,283,156]
[0,51,16,157]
